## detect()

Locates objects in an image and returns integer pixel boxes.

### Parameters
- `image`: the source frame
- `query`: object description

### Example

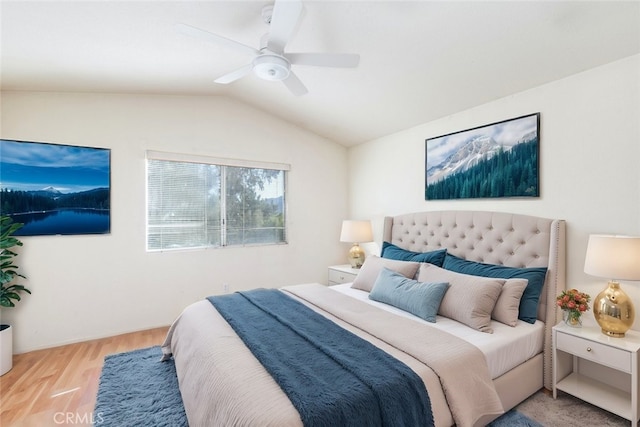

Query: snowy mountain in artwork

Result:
[427,135,504,184]
[427,129,539,185]
[518,130,537,145]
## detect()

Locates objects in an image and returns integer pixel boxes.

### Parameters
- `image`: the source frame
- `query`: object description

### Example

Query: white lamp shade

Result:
[584,235,640,281]
[340,220,373,243]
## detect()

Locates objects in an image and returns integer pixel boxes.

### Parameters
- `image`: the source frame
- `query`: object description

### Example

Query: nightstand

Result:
[553,322,640,424]
[328,265,359,286]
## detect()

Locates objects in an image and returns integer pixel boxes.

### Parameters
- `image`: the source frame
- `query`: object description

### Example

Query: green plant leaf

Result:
[5,292,20,301]
[0,215,30,308]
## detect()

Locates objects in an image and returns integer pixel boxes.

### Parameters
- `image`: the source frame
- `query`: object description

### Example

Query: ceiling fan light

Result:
[253,55,290,81]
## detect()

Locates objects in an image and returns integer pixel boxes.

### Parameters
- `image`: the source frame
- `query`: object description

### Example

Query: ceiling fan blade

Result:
[176,23,259,57]
[267,0,303,54]
[286,53,360,68]
[214,64,253,84]
[282,71,308,96]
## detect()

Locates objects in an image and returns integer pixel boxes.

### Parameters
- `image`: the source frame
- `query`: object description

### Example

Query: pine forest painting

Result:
[0,139,110,236]
[425,113,540,200]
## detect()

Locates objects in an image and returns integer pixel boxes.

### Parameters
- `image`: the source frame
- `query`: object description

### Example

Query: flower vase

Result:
[563,310,582,327]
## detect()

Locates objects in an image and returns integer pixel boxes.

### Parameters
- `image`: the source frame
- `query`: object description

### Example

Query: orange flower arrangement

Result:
[556,288,591,326]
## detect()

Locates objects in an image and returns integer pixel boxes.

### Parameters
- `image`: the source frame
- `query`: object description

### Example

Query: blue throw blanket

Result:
[207,289,433,427]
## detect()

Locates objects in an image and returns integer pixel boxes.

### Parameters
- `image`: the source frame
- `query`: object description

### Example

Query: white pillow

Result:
[418,263,504,333]
[351,256,420,292]
[492,279,528,327]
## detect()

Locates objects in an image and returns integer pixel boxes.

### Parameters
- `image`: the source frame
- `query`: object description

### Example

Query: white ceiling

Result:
[1,1,639,146]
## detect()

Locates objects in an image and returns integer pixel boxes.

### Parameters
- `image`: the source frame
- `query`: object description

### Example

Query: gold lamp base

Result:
[593,281,635,337]
[347,243,366,269]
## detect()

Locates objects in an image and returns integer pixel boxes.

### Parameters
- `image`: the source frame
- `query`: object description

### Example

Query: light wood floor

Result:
[0,327,169,427]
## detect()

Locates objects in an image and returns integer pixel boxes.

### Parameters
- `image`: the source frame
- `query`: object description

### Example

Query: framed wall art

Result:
[0,139,111,236]
[425,113,540,200]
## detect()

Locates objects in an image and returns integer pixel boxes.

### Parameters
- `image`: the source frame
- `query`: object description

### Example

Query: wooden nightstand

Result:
[553,322,640,424]
[328,265,359,286]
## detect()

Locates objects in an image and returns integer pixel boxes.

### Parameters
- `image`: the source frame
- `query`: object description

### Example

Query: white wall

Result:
[2,55,638,351]
[0,92,349,352]
[349,54,640,328]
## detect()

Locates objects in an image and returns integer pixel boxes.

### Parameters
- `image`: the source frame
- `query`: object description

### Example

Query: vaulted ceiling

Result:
[2,1,639,146]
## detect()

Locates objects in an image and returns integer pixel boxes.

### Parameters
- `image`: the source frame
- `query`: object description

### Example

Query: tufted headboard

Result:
[382,210,566,389]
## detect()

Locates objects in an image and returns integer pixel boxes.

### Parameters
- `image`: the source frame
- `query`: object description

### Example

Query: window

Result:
[146,151,288,251]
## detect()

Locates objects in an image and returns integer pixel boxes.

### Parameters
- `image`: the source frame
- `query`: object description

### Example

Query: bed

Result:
[161,210,566,427]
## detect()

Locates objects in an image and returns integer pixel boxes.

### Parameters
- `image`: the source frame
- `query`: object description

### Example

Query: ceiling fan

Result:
[176,0,360,96]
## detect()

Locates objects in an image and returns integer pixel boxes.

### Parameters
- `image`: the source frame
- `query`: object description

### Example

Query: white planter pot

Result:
[0,324,13,376]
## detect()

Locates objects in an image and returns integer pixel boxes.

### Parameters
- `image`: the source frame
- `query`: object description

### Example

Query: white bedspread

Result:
[331,283,544,379]
[163,283,506,427]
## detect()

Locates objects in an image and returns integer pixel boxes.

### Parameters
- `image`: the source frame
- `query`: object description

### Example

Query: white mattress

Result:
[331,283,544,379]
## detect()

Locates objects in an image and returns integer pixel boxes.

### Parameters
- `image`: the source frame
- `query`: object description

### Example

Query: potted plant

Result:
[0,215,31,375]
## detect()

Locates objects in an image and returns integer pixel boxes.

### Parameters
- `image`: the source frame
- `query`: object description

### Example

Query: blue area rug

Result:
[95,345,543,426]
[94,346,187,427]
[488,409,544,427]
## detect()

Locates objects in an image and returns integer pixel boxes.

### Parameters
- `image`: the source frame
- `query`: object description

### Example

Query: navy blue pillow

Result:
[442,254,548,324]
[369,268,450,322]
[381,242,446,267]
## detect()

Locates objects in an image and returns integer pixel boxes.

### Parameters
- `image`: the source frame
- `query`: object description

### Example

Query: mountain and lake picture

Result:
[425,113,540,200]
[0,139,110,236]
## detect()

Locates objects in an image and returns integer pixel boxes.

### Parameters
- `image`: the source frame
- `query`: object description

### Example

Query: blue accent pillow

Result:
[369,268,450,322]
[381,242,447,267]
[442,254,548,324]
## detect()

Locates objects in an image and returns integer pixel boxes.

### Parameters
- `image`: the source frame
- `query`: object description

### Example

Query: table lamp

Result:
[340,220,373,268]
[584,234,640,337]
